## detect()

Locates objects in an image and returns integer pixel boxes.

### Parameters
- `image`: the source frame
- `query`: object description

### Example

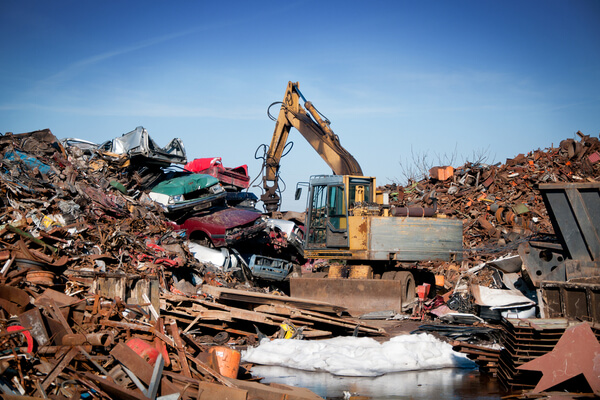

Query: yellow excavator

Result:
[260,82,463,315]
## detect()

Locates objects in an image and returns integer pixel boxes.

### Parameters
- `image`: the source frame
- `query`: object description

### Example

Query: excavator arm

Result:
[261,81,363,212]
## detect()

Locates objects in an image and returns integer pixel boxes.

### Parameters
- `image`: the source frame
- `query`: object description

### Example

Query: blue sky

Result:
[2,1,599,211]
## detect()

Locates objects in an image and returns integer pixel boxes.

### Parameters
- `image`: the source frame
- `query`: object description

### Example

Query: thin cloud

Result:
[3,100,264,120]
[40,28,200,87]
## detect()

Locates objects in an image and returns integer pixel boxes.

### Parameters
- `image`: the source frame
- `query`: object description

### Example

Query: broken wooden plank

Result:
[289,308,384,335]
[254,304,293,315]
[226,377,324,400]
[169,320,192,378]
[163,300,287,328]
[168,308,233,321]
[162,371,248,400]
[254,303,384,335]
[164,298,341,339]
[183,312,204,334]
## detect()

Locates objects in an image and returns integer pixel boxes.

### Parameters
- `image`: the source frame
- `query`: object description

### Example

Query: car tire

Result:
[396,271,416,305]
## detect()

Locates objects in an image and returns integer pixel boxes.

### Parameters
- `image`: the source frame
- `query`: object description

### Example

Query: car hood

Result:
[151,174,220,196]
[183,207,262,230]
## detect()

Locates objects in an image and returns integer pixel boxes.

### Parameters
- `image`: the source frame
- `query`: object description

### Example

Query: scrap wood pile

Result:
[0,129,336,399]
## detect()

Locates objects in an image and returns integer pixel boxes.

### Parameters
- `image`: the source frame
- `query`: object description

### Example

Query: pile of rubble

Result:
[388,131,600,259]
[376,131,600,295]
[1,126,599,399]
[0,129,332,399]
[0,129,216,288]
[380,131,600,393]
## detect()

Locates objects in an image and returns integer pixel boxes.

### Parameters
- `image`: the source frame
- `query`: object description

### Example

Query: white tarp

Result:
[242,333,475,377]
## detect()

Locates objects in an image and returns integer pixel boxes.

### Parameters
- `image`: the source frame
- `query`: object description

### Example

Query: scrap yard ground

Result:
[0,128,599,399]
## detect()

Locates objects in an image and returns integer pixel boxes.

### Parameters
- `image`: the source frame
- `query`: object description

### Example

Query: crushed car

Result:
[171,206,267,248]
[265,218,305,259]
[60,138,99,157]
[189,240,294,282]
[97,126,187,166]
[245,254,294,281]
[148,173,227,217]
[184,157,250,191]
[225,191,259,210]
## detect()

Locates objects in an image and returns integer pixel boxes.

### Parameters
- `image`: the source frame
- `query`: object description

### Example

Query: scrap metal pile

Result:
[379,131,600,291]
[1,125,599,399]
[388,131,600,258]
[1,130,194,280]
[0,129,329,399]
[384,131,600,393]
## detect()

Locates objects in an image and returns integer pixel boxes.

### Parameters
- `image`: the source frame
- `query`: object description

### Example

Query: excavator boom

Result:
[261,81,362,212]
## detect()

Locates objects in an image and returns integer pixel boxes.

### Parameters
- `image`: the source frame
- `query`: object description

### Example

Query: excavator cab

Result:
[305,175,376,251]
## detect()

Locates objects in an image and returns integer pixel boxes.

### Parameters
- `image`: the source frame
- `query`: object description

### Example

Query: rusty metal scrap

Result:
[375,133,600,385]
[0,128,328,399]
[516,321,600,394]
[497,318,600,395]
[1,125,599,398]
[384,131,600,266]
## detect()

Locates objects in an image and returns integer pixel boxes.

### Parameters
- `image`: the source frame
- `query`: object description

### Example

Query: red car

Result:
[184,157,250,191]
[171,206,266,248]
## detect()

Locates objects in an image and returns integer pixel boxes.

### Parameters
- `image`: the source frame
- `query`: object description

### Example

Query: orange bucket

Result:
[435,274,445,287]
[209,346,241,379]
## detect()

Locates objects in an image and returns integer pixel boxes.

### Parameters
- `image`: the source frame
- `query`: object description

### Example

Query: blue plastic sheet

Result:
[4,150,53,175]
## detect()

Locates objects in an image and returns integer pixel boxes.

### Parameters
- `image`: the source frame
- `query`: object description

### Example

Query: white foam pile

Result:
[242,333,475,377]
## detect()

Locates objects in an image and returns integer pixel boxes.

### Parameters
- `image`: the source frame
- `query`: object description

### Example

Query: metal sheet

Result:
[369,217,463,262]
[541,280,600,323]
[290,277,408,315]
[517,322,600,393]
[519,242,567,286]
[539,183,600,262]
[0,285,30,316]
[18,307,50,347]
